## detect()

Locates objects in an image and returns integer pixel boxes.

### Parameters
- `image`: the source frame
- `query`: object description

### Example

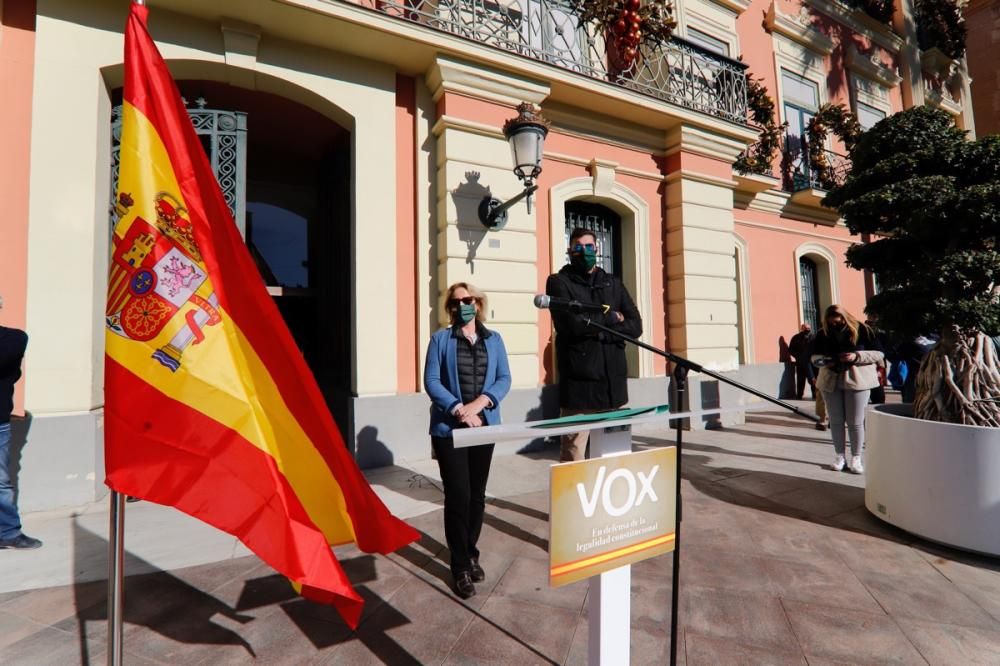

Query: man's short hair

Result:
[569,227,596,245]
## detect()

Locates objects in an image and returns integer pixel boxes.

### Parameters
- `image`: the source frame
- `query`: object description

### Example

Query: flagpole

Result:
[107,490,126,666]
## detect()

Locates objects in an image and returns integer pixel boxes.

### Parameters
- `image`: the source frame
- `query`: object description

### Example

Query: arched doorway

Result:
[109,81,353,436]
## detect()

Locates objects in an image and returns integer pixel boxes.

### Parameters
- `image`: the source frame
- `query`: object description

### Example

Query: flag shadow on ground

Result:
[71,517,423,663]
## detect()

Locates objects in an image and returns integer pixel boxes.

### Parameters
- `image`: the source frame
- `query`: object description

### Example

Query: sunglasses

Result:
[572,243,597,252]
[449,296,476,307]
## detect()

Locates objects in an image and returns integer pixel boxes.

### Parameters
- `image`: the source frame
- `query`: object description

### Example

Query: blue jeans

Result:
[0,423,22,540]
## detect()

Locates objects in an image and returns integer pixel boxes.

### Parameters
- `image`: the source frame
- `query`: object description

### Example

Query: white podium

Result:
[452,404,758,665]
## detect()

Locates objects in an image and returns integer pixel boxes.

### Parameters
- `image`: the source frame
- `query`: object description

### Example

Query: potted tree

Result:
[824,106,1000,555]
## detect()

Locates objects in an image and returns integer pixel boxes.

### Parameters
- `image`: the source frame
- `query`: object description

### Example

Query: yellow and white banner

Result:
[549,447,676,587]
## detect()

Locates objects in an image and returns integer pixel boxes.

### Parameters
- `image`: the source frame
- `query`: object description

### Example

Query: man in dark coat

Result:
[545,228,642,461]
[788,323,815,399]
[0,297,41,549]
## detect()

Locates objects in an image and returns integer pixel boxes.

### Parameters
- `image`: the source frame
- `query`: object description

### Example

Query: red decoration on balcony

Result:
[570,0,676,69]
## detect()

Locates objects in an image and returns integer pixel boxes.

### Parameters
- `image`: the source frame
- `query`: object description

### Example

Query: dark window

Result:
[800,257,820,331]
[564,201,622,277]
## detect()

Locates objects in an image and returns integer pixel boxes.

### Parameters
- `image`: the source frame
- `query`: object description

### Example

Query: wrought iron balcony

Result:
[373,0,749,124]
[782,136,851,193]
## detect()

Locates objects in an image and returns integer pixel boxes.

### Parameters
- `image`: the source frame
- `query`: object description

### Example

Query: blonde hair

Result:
[821,304,869,345]
[444,282,488,324]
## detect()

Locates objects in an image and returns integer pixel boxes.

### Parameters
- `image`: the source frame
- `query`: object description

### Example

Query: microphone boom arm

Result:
[580,316,821,423]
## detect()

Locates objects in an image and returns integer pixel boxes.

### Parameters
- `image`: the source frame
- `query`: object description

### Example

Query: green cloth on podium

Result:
[529,404,670,429]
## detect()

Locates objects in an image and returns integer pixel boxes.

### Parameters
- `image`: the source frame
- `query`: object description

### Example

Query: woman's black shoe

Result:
[454,571,476,599]
[470,557,485,582]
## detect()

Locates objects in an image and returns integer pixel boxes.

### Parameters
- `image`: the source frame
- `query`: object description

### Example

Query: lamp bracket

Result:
[478,184,538,230]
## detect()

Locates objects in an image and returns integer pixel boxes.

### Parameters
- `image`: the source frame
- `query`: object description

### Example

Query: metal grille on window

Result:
[800,257,820,332]
[564,202,622,277]
[109,97,248,238]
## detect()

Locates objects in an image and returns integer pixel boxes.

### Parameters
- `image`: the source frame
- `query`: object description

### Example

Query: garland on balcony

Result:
[805,103,862,191]
[734,76,786,177]
[915,0,966,60]
[569,0,676,67]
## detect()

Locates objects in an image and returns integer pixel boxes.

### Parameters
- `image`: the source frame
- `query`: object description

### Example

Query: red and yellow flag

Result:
[104,3,418,628]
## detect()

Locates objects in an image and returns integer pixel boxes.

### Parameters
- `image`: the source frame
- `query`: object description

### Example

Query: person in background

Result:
[809,331,828,431]
[424,283,511,600]
[788,323,816,400]
[545,227,642,462]
[812,305,884,474]
[0,297,42,549]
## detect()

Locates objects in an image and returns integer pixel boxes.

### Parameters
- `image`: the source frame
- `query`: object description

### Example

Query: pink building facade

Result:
[0,0,976,510]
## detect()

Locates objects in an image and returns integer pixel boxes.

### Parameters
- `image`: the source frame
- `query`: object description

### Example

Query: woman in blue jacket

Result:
[424,282,511,600]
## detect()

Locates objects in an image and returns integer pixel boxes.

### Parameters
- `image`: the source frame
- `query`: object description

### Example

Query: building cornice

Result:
[707,0,752,14]
[765,1,834,55]
[426,55,550,107]
[665,124,754,163]
[845,44,903,88]
[804,0,904,54]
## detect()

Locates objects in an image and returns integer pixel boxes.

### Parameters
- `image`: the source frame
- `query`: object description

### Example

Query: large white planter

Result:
[866,404,1000,556]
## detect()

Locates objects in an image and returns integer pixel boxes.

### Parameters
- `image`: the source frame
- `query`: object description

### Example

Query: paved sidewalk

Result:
[2,404,1000,664]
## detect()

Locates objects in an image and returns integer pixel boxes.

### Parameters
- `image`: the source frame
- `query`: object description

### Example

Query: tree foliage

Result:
[824,107,1000,339]
[914,0,967,61]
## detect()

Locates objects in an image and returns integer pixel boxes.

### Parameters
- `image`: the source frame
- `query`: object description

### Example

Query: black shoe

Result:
[453,571,476,599]
[470,557,485,583]
[0,534,42,550]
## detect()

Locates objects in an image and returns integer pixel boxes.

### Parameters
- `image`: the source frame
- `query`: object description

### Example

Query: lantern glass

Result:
[508,124,547,182]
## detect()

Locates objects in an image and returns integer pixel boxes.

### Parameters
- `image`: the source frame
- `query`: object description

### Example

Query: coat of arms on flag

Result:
[106,191,220,371]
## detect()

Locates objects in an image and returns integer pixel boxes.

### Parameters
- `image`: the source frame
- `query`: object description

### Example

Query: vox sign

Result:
[549,447,676,588]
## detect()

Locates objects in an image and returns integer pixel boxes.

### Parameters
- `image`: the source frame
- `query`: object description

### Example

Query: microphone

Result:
[534,294,610,315]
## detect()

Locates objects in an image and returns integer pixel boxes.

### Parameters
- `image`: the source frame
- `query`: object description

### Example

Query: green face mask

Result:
[458,302,477,324]
[571,246,598,271]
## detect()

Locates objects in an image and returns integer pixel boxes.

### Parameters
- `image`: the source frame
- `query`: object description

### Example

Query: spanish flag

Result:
[104,3,418,628]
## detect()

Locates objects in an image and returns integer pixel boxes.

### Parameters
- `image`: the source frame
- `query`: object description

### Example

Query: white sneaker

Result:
[849,455,864,474]
[831,454,846,471]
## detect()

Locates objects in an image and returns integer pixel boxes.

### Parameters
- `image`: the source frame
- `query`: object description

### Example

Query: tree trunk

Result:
[912,329,1000,426]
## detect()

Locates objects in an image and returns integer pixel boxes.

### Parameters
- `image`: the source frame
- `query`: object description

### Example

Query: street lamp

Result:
[478,102,550,229]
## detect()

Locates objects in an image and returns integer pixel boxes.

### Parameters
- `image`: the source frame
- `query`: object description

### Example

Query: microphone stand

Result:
[578,315,820,666]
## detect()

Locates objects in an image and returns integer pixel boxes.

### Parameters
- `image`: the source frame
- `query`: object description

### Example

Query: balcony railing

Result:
[373,0,749,124]
[782,136,851,192]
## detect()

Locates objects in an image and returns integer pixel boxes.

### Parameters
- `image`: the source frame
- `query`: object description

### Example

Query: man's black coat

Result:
[545,265,642,410]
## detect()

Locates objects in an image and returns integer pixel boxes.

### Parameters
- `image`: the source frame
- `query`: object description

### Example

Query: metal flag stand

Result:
[107,490,126,666]
[576,316,821,666]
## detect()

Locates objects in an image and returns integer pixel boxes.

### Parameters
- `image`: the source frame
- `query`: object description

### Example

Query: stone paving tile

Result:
[628,567,674,625]
[445,595,578,665]
[684,631,807,665]
[764,556,884,614]
[766,481,866,519]
[563,614,680,666]
[0,608,51,651]
[855,569,1000,630]
[678,543,775,595]
[781,599,927,665]
[828,529,939,578]
[168,554,268,599]
[489,555,588,613]
[826,505,916,543]
[713,469,816,499]
[328,576,477,665]
[895,617,1000,665]
[740,510,846,568]
[0,623,108,665]
[679,584,799,652]
[0,577,106,627]
[914,545,1000,624]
